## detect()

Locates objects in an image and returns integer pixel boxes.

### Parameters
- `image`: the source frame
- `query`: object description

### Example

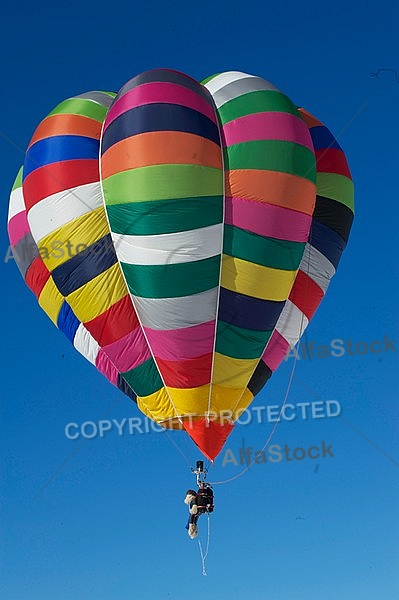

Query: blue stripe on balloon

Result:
[117,374,137,403]
[218,287,285,332]
[57,301,80,343]
[310,220,346,269]
[309,126,342,151]
[23,135,99,179]
[52,234,117,297]
[101,103,220,154]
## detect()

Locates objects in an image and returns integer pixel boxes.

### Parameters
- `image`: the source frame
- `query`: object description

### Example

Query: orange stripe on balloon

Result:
[101,131,222,179]
[298,108,323,128]
[225,170,316,215]
[29,114,102,146]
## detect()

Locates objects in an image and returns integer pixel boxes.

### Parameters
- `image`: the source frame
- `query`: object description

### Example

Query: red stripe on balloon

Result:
[315,148,351,178]
[25,256,51,297]
[289,269,324,320]
[84,295,140,347]
[156,353,213,388]
[23,160,99,211]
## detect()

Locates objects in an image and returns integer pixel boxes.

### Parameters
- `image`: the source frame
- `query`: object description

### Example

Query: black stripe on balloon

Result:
[117,374,137,403]
[313,195,354,243]
[117,69,213,105]
[247,361,273,396]
[309,220,346,270]
[219,287,285,332]
[51,234,117,297]
[102,103,220,154]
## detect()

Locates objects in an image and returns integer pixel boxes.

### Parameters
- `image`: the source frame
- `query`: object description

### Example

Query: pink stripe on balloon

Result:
[145,321,216,361]
[101,327,151,373]
[105,82,217,130]
[96,351,119,385]
[225,196,311,242]
[222,112,314,150]
[262,330,290,372]
[8,211,31,246]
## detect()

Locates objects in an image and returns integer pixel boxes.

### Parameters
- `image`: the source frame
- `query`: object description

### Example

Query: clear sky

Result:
[1,0,399,598]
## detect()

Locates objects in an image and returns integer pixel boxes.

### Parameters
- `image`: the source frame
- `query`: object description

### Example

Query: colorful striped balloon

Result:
[7,70,354,461]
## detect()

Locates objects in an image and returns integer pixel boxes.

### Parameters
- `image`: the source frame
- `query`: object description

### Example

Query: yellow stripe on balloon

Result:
[210,384,254,419]
[166,384,211,416]
[38,207,109,271]
[38,277,64,324]
[137,387,176,422]
[231,387,254,421]
[151,384,255,422]
[66,263,126,322]
[141,383,255,426]
[212,352,259,388]
[221,255,297,301]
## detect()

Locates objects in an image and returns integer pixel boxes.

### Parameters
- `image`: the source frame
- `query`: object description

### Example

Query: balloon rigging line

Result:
[208,219,313,486]
[291,374,399,468]
[198,512,211,576]
[171,217,313,480]
[206,110,226,421]
[207,336,300,486]
[34,396,121,499]
[164,430,192,467]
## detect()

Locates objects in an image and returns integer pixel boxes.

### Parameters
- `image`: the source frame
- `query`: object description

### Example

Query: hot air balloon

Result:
[7,70,354,462]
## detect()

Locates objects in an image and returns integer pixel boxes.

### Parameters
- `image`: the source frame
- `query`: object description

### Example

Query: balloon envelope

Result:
[8,70,354,461]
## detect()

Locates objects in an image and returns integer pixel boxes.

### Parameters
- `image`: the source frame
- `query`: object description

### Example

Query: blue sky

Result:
[1,0,399,598]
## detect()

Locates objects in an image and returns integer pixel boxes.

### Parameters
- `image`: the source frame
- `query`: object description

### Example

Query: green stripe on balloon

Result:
[223,225,305,271]
[216,322,272,360]
[107,196,223,236]
[11,168,23,191]
[316,173,355,210]
[102,165,222,204]
[47,98,110,121]
[121,358,164,397]
[224,140,316,182]
[218,90,299,124]
[122,256,221,299]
